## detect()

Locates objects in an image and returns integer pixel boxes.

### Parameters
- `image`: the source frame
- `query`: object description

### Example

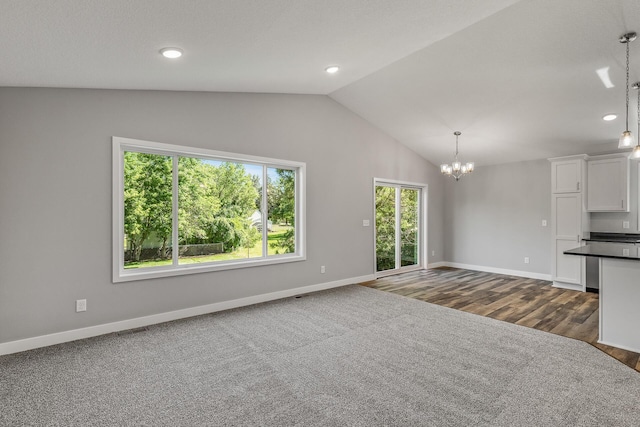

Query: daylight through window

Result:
[113,137,305,282]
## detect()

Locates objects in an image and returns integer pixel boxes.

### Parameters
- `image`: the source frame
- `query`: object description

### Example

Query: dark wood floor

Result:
[360,267,640,372]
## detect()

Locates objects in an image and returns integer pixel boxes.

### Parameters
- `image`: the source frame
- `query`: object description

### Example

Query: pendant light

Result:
[440,131,474,181]
[630,82,640,159]
[619,32,636,148]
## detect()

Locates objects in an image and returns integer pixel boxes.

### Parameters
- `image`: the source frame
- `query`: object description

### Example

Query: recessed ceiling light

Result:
[160,47,183,59]
[602,113,617,121]
[325,65,340,74]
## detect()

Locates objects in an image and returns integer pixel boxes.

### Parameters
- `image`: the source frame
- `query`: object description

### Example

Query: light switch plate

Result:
[541,220,547,227]
[623,221,630,229]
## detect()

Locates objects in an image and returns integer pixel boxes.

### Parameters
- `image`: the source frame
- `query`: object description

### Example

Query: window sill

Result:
[114,254,306,283]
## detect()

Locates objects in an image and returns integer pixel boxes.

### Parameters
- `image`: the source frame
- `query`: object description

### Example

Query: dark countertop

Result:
[565,242,640,261]
[583,232,640,244]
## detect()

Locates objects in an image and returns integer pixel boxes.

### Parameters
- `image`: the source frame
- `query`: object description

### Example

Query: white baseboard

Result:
[552,281,584,291]
[435,262,552,281]
[427,261,446,269]
[0,274,374,356]
[597,339,640,355]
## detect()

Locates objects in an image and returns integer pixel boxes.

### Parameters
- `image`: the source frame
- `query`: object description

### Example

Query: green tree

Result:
[204,162,260,251]
[123,152,172,261]
[211,162,260,220]
[375,187,419,271]
[268,169,295,225]
[375,186,396,271]
[267,168,296,254]
[400,188,418,266]
[125,156,266,262]
[178,157,220,244]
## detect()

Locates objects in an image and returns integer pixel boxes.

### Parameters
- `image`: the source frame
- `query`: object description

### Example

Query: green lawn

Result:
[125,227,293,269]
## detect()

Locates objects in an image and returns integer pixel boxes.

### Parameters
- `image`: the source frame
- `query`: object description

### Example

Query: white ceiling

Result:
[2,0,639,166]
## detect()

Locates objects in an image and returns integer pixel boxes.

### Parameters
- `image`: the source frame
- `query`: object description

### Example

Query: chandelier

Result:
[440,131,474,181]
[619,32,636,149]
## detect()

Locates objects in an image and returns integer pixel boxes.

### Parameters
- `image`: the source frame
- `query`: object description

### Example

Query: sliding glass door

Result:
[375,183,422,275]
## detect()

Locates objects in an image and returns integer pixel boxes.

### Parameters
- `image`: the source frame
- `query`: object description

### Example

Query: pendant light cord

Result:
[626,40,631,131]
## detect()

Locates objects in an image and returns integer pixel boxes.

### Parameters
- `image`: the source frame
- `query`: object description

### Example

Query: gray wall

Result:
[590,159,640,233]
[443,159,551,275]
[0,87,444,344]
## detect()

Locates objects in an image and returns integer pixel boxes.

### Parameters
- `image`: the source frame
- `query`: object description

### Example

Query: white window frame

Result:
[373,178,427,278]
[112,136,306,283]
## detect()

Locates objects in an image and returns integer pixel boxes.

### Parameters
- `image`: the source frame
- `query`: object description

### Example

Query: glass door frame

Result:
[373,178,428,278]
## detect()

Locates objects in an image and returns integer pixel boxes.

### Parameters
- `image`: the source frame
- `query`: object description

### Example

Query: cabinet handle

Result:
[577,235,580,242]
[577,182,580,191]
[622,199,624,209]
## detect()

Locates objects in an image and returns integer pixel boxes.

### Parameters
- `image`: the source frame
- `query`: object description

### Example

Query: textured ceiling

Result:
[2,0,639,166]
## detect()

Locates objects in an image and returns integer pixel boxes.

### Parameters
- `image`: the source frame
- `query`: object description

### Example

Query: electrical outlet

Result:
[76,299,87,312]
[524,257,530,264]
[623,221,630,229]
[362,219,370,227]
[541,220,547,227]
[320,266,326,274]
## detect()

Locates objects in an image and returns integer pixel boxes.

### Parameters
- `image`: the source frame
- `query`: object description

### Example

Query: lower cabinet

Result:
[552,193,586,291]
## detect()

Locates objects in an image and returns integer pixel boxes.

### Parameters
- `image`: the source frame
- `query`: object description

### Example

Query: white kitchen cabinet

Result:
[550,155,586,193]
[587,154,629,212]
[549,155,588,291]
[552,193,585,289]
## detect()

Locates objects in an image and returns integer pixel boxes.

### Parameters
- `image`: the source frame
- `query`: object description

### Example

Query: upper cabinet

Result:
[587,154,629,212]
[550,155,587,194]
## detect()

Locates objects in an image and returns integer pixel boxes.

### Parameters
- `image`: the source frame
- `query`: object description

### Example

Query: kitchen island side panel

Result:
[599,257,640,353]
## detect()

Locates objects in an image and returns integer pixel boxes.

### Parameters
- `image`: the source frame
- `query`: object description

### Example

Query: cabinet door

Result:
[587,157,629,212]
[553,193,581,238]
[552,159,581,193]
[554,239,582,284]
[552,194,582,285]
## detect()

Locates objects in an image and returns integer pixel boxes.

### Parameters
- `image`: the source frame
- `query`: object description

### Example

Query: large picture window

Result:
[113,137,305,282]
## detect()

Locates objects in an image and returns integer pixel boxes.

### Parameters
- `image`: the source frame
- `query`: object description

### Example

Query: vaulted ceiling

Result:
[2,0,639,166]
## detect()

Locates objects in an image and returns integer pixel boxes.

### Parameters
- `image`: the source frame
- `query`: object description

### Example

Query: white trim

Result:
[440,262,552,281]
[115,136,305,169]
[547,154,589,162]
[112,136,306,283]
[597,339,640,354]
[427,261,446,269]
[114,254,306,283]
[422,186,429,270]
[552,281,583,291]
[0,274,374,356]
[372,178,428,276]
[373,177,428,188]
